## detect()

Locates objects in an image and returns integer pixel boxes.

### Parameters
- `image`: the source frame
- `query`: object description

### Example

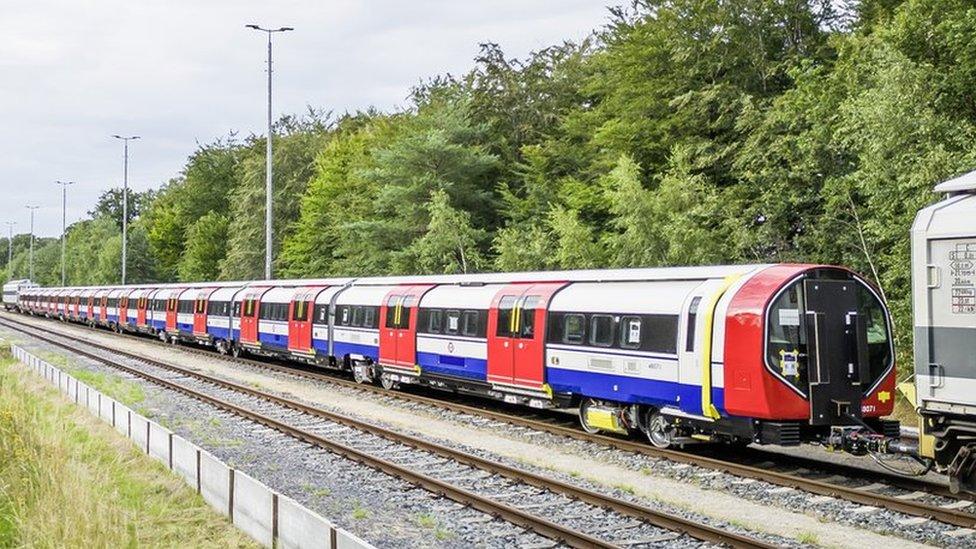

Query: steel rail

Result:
[6,313,973,527]
[1,317,773,549]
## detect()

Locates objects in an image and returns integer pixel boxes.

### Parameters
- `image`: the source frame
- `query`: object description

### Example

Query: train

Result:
[911,169,976,493]
[7,263,903,454]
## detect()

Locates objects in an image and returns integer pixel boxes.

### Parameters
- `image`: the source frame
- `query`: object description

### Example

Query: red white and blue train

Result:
[8,263,899,450]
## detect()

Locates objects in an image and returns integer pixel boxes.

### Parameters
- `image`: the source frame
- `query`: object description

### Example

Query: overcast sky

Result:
[0,1,612,237]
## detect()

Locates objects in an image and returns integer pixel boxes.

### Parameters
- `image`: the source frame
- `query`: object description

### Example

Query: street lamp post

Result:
[246,23,293,281]
[112,135,140,285]
[56,181,74,286]
[25,206,38,282]
[4,221,15,275]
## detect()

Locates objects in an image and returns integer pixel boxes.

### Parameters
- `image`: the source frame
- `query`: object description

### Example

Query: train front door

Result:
[379,285,434,369]
[487,283,565,389]
[137,297,147,326]
[804,278,866,426]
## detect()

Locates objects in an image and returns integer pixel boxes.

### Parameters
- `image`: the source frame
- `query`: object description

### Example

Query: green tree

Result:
[398,189,486,274]
[179,212,229,282]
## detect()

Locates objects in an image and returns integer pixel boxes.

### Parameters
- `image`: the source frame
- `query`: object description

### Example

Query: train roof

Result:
[935,169,976,194]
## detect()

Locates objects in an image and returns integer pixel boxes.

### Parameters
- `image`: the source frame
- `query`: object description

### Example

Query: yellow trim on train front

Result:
[701,275,741,421]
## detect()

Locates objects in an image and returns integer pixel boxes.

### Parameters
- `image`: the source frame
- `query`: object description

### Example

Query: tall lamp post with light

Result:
[246,23,293,281]
[112,135,139,285]
[55,180,74,286]
[25,205,39,282]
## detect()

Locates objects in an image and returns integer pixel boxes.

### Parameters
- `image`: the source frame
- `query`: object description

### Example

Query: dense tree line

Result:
[3,0,975,376]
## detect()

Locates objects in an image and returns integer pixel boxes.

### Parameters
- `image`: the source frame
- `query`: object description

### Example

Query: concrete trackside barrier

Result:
[233,471,275,546]
[6,345,375,549]
[148,421,171,466]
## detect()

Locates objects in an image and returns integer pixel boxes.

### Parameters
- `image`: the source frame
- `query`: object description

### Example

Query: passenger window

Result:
[428,309,443,333]
[520,297,540,338]
[352,306,365,327]
[399,297,415,328]
[365,307,377,328]
[685,297,701,352]
[445,310,461,334]
[563,314,585,344]
[646,315,679,354]
[461,310,480,337]
[385,296,399,328]
[340,306,351,326]
[292,301,306,321]
[590,315,615,347]
[496,296,517,337]
[620,316,642,349]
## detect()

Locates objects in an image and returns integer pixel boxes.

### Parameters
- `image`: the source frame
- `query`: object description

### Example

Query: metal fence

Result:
[10,345,373,549]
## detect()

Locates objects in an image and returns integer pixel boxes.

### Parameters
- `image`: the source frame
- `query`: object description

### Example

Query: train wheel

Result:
[644,409,673,449]
[352,363,370,384]
[215,340,228,355]
[158,330,168,342]
[380,373,399,391]
[231,345,243,358]
[578,398,602,434]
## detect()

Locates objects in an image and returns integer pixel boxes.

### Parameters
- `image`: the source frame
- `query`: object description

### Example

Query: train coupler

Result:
[824,425,919,457]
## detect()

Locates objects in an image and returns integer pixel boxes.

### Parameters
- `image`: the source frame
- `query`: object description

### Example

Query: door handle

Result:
[927,265,941,288]
[517,343,523,349]
[928,363,945,389]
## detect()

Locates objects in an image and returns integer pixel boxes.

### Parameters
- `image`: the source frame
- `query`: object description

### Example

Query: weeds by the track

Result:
[0,344,257,548]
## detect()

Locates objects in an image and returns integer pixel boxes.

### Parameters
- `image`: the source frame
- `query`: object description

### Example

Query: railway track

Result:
[4,312,975,531]
[1,317,775,549]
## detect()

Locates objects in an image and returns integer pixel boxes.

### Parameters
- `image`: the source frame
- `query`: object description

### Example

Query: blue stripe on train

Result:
[416,351,486,381]
[151,319,165,330]
[258,332,288,350]
[546,367,725,416]
[332,341,378,361]
[177,322,194,334]
[108,314,118,323]
[208,326,230,340]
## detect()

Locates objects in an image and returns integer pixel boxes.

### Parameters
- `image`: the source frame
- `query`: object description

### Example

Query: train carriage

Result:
[414,283,498,385]
[255,287,293,352]
[206,285,243,352]
[330,285,388,380]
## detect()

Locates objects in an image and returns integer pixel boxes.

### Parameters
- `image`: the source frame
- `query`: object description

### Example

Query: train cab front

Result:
[724,266,905,452]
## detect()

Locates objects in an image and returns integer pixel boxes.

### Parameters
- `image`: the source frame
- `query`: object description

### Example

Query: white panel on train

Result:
[548,280,699,314]
[419,284,500,309]
[334,285,397,306]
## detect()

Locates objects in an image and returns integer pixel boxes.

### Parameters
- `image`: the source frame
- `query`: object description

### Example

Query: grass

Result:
[351,505,369,520]
[0,348,257,548]
[414,512,454,541]
[796,531,819,545]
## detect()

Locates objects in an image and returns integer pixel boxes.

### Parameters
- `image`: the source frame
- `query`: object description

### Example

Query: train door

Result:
[193,290,210,335]
[99,295,108,322]
[379,285,434,368]
[166,294,178,331]
[119,294,129,325]
[137,295,147,326]
[288,287,321,353]
[803,278,866,425]
[239,289,267,346]
[487,283,565,389]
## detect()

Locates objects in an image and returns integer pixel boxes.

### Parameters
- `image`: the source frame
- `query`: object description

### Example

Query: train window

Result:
[520,297,540,338]
[196,299,206,314]
[400,297,415,328]
[620,316,642,349]
[563,314,585,344]
[589,315,615,347]
[292,301,307,322]
[496,296,517,337]
[244,299,255,317]
[385,296,399,328]
[178,300,194,314]
[766,284,807,391]
[445,310,461,334]
[364,306,378,328]
[313,305,328,324]
[644,315,679,354]
[351,306,365,327]
[858,285,893,386]
[339,305,351,326]
[233,301,242,317]
[461,310,481,337]
[685,297,701,352]
[425,309,443,333]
